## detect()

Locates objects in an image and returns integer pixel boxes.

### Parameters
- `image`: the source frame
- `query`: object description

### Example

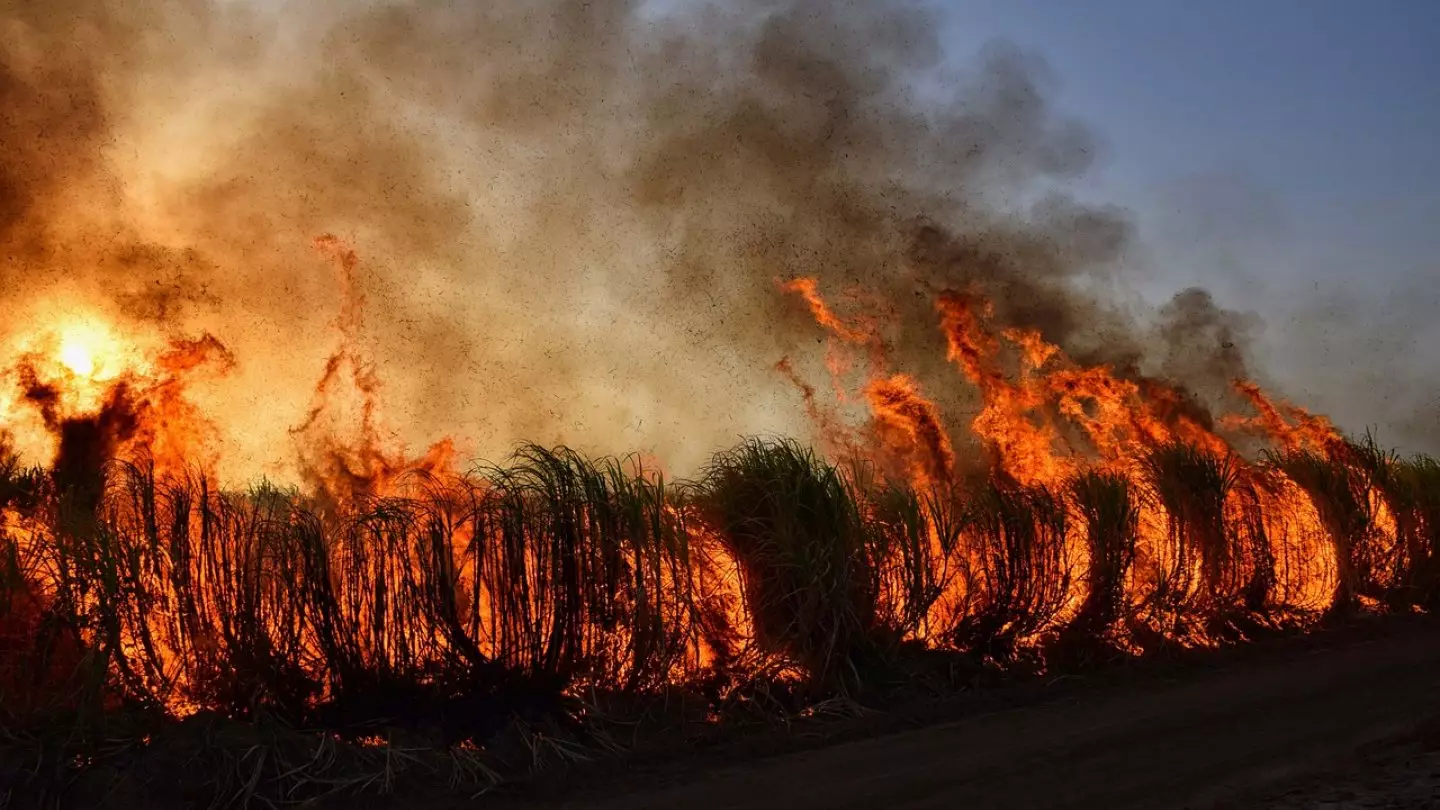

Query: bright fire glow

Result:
[54,319,123,381]
[0,248,1402,724]
[21,316,142,419]
[58,337,95,377]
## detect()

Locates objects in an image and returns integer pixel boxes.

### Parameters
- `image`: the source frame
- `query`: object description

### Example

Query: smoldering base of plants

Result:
[14,612,1432,810]
[3,435,1439,808]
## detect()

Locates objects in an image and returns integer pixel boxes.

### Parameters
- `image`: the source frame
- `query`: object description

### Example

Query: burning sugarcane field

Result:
[2,1,1438,808]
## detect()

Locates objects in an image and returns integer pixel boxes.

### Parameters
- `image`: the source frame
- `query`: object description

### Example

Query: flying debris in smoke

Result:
[0,0,1429,479]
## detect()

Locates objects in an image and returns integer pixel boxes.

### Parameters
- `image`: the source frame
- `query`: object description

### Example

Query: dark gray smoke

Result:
[3,0,1404,478]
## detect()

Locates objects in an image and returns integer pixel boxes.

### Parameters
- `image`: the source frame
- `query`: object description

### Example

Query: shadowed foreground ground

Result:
[490,622,1440,810]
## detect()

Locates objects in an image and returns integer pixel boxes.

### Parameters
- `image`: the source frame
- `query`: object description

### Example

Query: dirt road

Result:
[520,623,1440,810]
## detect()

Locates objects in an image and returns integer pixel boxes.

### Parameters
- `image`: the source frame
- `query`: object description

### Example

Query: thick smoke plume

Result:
[0,0,1422,481]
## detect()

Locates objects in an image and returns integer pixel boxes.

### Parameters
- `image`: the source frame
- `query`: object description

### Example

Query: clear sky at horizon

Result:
[934,0,1440,442]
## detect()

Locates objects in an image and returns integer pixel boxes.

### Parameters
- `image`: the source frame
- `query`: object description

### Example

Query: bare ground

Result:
[486,619,1440,810]
[1250,721,1440,809]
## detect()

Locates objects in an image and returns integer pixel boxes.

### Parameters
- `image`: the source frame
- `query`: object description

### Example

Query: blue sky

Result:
[941,0,1439,280]
[935,0,1440,442]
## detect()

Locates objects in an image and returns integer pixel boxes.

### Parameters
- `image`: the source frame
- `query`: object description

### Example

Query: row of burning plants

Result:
[1,435,1438,736]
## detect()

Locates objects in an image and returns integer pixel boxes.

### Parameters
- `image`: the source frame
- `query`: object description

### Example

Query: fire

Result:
[8,314,138,420]
[0,0,1427,778]
[293,234,461,500]
[0,246,1410,728]
[865,374,954,490]
[779,277,1366,647]
[57,328,101,378]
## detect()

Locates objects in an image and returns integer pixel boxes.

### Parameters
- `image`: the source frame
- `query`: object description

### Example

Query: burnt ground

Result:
[465,617,1440,810]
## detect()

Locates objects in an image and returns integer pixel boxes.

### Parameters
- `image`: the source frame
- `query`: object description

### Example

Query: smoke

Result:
[1144,168,1439,457]
[1266,270,1440,455]
[0,0,1403,480]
